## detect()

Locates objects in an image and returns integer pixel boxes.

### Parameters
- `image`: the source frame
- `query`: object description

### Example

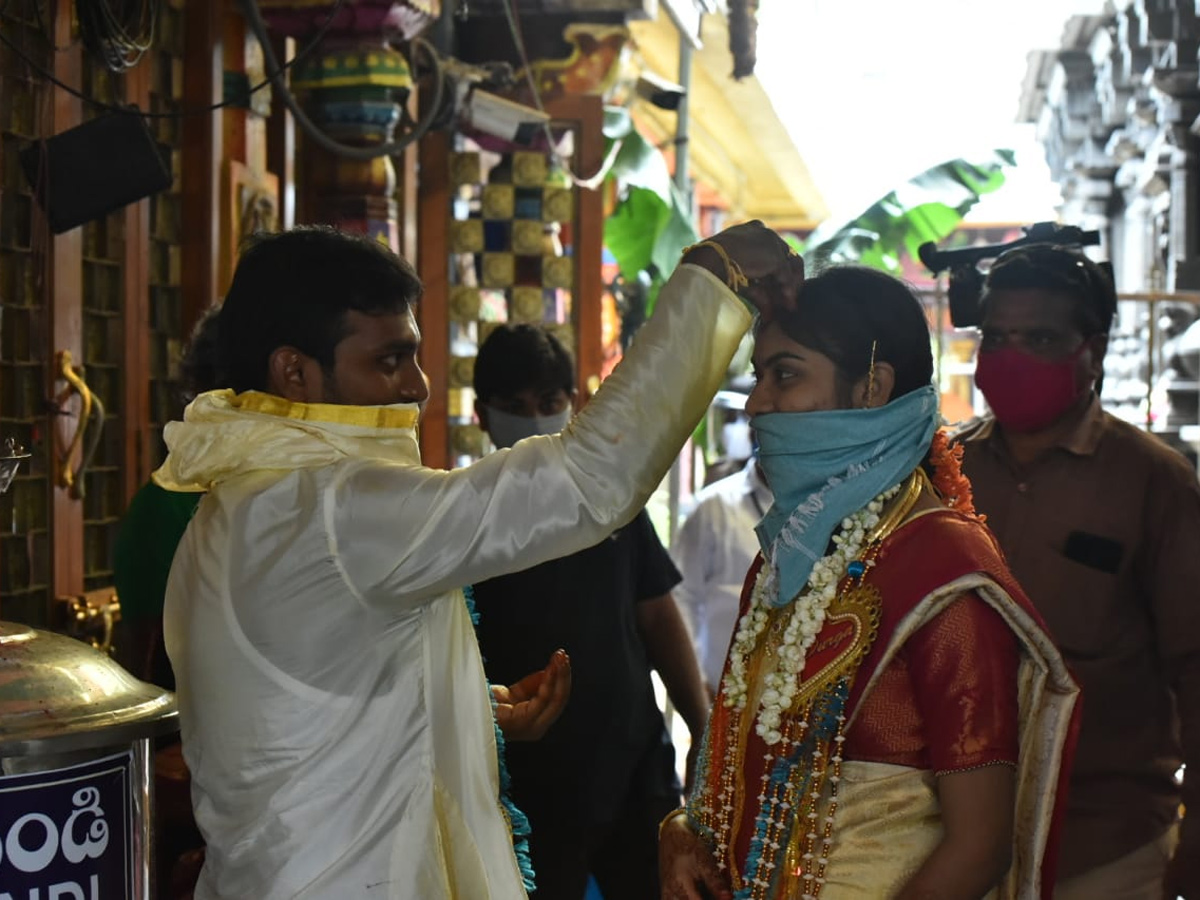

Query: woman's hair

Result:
[772,265,934,400]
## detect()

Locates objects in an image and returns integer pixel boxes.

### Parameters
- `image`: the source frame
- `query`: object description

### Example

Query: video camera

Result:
[917,222,1105,328]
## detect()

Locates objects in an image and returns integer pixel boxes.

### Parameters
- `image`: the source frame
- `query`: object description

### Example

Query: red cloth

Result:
[841,510,1024,772]
[843,592,1019,774]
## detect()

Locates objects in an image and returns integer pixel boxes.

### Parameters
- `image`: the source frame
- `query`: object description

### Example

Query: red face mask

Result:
[974,343,1088,433]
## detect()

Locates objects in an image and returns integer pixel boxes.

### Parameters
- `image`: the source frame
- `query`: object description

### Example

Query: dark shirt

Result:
[472,510,682,827]
[958,398,1200,877]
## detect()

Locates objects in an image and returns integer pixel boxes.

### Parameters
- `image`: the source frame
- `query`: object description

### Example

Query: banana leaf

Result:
[801,150,1016,273]
[601,108,699,309]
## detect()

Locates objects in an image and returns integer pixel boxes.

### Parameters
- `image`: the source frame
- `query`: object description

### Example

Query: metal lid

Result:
[0,621,178,756]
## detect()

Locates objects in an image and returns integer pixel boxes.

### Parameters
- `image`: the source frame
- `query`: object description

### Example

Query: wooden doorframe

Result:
[543,94,605,405]
[416,129,451,470]
[123,63,152,495]
[48,3,84,600]
[181,0,224,337]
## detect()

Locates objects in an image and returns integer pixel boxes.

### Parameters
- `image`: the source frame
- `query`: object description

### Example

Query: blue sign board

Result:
[0,751,134,899]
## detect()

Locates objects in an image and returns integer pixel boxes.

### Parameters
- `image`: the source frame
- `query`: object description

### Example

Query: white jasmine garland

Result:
[724,482,903,744]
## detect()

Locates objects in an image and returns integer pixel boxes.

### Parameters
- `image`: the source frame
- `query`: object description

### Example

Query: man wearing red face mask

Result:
[957,244,1200,900]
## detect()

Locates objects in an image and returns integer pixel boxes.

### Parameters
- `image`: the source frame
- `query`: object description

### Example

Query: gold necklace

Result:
[865,468,926,546]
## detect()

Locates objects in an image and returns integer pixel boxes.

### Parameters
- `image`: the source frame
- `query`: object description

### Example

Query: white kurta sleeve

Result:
[671,500,715,658]
[329,263,751,609]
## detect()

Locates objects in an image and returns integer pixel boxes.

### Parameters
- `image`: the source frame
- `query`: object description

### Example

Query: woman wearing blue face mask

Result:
[660,263,1081,900]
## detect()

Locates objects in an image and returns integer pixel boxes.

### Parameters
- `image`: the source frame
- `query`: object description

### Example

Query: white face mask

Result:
[485,405,572,449]
[722,419,754,460]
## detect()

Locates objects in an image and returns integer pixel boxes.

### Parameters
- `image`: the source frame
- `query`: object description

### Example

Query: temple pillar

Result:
[259,1,438,250]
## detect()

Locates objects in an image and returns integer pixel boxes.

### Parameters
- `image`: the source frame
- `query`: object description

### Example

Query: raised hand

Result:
[681,220,804,324]
[491,649,572,742]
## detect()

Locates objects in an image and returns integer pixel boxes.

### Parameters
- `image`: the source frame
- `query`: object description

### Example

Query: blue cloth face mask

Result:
[485,405,572,449]
[751,384,939,608]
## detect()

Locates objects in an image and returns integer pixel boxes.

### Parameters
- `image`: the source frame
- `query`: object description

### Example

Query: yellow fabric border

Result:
[230,390,419,430]
[292,73,413,90]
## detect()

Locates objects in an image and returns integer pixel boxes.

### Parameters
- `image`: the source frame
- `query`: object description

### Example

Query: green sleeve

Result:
[113,482,202,621]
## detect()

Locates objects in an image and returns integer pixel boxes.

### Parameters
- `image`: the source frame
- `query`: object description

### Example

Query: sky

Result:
[754,0,1112,226]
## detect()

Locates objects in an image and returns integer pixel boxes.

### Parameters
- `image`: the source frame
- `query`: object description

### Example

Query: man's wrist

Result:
[681,250,758,319]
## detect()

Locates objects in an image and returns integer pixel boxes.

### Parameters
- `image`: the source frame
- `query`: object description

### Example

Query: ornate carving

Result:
[524,23,630,101]
[260,1,433,250]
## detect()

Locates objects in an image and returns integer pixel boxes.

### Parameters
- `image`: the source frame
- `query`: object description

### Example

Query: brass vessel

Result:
[0,621,177,757]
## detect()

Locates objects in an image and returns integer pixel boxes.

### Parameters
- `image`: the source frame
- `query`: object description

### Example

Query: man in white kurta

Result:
[672,458,772,690]
[155,245,759,898]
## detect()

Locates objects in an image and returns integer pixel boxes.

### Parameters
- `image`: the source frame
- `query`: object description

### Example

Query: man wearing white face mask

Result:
[471,324,711,900]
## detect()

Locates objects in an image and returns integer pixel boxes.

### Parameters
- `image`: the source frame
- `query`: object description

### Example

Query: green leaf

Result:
[609,128,674,199]
[604,187,670,279]
[802,150,1015,273]
[599,108,698,340]
[603,125,699,285]
[651,183,699,276]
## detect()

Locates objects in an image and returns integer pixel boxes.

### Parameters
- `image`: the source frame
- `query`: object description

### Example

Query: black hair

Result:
[772,265,934,400]
[179,305,225,402]
[473,324,574,403]
[982,244,1117,337]
[218,226,423,393]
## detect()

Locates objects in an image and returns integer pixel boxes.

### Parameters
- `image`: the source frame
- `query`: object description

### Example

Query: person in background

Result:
[671,452,772,696]
[113,305,223,689]
[958,244,1200,900]
[111,305,223,897]
[471,323,710,900]
[702,388,756,486]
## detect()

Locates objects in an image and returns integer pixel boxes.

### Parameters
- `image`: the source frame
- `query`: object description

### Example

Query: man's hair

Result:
[473,324,574,403]
[179,305,225,402]
[218,226,423,393]
[773,265,934,400]
[982,244,1117,337]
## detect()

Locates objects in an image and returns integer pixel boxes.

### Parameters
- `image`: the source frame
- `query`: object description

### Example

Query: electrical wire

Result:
[78,0,157,72]
[0,0,345,117]
[241,0,445,160]
[497,0,609,189]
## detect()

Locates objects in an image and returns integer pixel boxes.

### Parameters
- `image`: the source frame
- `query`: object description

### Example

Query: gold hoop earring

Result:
[865,340,878,408]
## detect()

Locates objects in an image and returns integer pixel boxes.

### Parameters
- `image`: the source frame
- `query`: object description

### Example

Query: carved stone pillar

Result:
[1144,0,1200,288]
[1160,93,1200,288]
[1040,48,1118,236]
[259,1,438,251]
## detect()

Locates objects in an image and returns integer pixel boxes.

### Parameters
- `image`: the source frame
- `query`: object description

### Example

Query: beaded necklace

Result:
[723,480,903,742]
[690,470,926,900]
